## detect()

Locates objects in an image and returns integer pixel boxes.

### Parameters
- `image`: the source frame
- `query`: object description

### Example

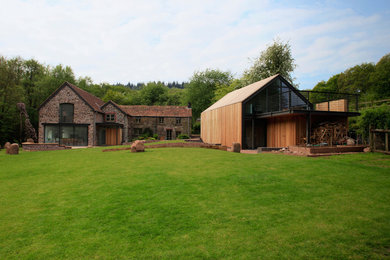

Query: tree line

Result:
[1,39,389,144]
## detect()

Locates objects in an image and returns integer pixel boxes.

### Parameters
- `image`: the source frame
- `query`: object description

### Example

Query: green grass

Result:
[0,147,389,259]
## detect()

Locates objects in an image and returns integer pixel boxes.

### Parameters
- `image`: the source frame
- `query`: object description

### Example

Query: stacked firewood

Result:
[311,121,348,145]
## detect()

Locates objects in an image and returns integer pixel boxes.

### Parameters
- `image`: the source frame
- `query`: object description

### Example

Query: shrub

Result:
[153,134,159,139]
[192,122,200,134]
[177,134,190,139]
[356,104,390,137]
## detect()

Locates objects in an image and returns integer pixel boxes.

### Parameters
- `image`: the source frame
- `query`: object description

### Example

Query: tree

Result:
[139,82,168,105]
[242,39,296,85]
[186,69,233,121]
[0,56,25,144]
[370,53,390,98]
[213,79,242,102]
[310,74,341,103]
[337,63,375,96]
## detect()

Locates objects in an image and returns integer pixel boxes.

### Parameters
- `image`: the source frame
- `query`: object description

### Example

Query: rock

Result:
[131,140,145,153]
[4,142,11,154]
[346,138,355,145]
[8,143,19,155]
[363,147,371,153]
[232,142,241,153]
[26,138,34,143]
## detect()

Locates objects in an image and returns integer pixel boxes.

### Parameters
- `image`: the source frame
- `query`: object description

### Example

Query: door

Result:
[98,128,106,145]
[166,129,172,140]
[106,128,120,145]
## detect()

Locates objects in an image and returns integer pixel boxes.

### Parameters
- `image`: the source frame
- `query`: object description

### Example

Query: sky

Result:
[1,0,389,89]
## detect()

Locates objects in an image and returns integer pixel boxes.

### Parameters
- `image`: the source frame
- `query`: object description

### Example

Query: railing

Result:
[299,90,359,112]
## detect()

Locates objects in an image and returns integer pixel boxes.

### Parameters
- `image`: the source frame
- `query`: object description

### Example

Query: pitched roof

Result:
[39,81,105,113]
[66,82,105,112]
[203,74,279,112]
[119,105,192,117]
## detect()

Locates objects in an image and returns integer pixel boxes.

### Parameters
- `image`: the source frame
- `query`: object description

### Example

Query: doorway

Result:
[166,129,172,140]
[244,119,267,149]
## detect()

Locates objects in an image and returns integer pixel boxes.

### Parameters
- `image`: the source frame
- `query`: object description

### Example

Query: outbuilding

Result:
[201,74,359,149]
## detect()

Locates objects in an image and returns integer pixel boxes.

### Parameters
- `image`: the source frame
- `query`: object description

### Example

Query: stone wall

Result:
[38,85,97,146]
[128,116,191,140]
[22,142,71,151]
[101,103,128,143]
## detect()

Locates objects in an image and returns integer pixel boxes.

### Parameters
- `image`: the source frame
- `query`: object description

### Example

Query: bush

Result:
[356,104,390,137]
[153,134,159,139]
[192,122,200,134]
[177,134,190,139]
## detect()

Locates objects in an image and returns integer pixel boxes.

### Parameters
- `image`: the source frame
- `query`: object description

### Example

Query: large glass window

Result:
[60,104,74,123]
[44,124,88,146]
[44,125,59,143]
[74,126,88,146]
[61,126,74,146]
[244,78,308,115]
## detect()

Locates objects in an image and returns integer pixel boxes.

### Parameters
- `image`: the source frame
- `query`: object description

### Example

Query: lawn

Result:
[0,147,389,259]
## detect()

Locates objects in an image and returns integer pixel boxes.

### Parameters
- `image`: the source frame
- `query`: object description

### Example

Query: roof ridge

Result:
[202,74,280,112]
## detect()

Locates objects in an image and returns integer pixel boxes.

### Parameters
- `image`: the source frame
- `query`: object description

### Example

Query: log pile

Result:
[311,121,348,145]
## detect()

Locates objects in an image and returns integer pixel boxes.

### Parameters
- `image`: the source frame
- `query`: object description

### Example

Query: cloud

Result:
[0,0,389,88]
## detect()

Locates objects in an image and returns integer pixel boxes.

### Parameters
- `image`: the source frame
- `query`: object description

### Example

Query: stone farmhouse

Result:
[38,82,192,146]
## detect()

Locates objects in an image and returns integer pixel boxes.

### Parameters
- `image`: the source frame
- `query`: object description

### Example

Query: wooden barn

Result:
[201,74,359,149]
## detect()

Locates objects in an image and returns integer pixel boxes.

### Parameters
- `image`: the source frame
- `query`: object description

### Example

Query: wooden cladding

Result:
[201,103,242,147]
[315,99,348,112]
[106,128,122,145]
[267,115,306,147]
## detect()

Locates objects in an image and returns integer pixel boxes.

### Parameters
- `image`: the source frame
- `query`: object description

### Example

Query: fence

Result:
[369,128,390,154]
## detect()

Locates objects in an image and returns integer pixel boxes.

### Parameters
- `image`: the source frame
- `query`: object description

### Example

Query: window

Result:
[176,118,181,124]
[44,124,88,146]
[159,117,164,124]
[60,104,74,123]
[60,125,88,146]
[135,117,141,123]
[105,113,115,122]
[44,125,59,143]
[134,128,142,135]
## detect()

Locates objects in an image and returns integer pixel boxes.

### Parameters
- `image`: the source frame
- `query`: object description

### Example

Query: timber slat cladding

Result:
[267,116,306,147]
[315,99,348,112]
[106,128,121,145]
[201,103,242,147]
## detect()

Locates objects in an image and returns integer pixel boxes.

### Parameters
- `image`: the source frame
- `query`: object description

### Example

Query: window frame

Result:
[59,103,74,123]
[105,113,116,122]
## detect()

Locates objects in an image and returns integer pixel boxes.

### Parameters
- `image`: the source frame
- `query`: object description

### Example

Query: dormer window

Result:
[105,113,115,122]
[60,103,74,123]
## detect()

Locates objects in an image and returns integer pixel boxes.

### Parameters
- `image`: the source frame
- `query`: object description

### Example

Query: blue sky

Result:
[1,0,389,89]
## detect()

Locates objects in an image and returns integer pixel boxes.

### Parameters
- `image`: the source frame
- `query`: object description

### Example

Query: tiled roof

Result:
[203,74,279,112]
[119,105,192,117]
[66,82,105,112]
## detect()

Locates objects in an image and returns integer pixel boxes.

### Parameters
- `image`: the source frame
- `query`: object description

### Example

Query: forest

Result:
[1,40,389,144]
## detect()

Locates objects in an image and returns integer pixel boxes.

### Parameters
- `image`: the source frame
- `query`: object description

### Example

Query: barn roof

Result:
[203,74,279,112]
[119,105,192,117]
[39,81,105,113]
[66,82,105,112]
